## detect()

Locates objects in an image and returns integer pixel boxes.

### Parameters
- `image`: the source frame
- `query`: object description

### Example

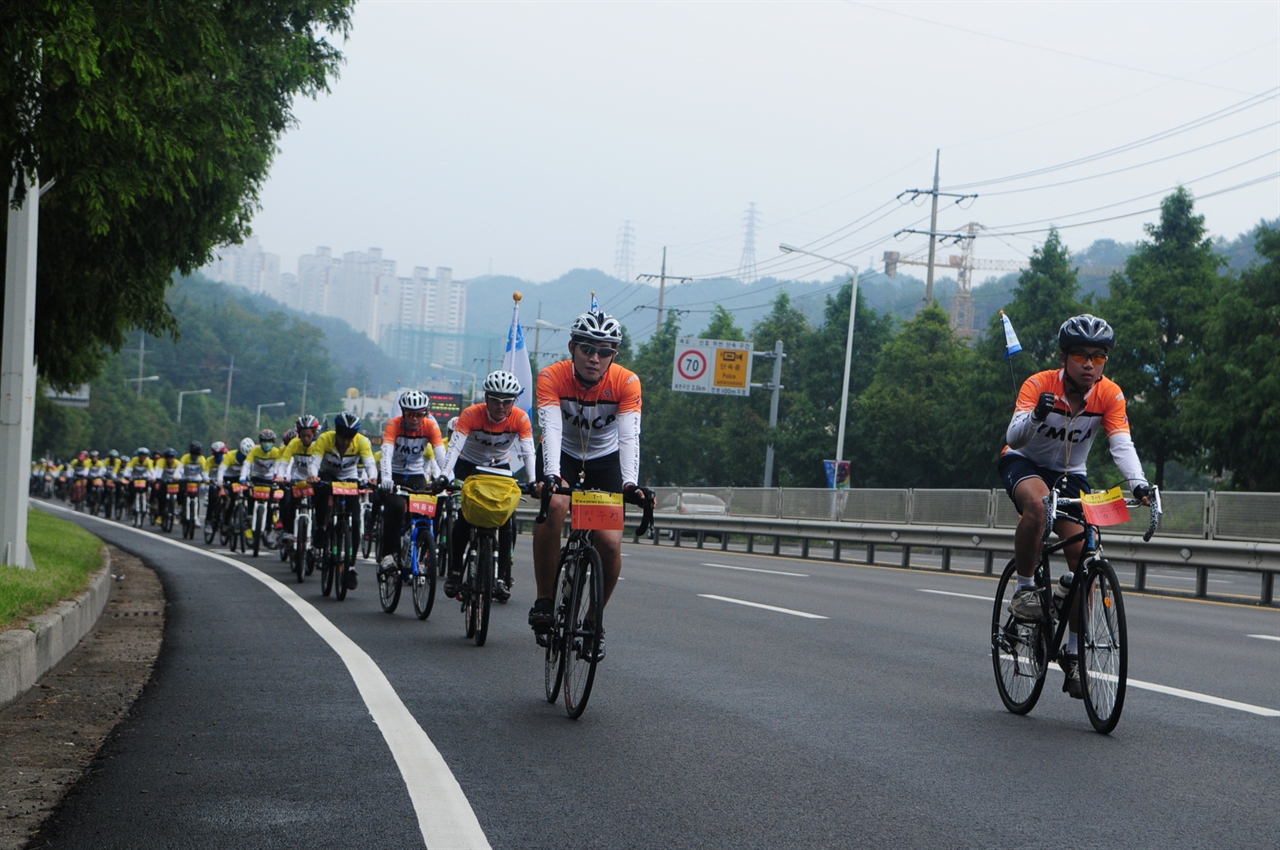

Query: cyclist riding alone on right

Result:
[999,314,1152,698]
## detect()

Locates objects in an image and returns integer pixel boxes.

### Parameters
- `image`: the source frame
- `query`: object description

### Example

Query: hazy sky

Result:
[251,0,1279,287]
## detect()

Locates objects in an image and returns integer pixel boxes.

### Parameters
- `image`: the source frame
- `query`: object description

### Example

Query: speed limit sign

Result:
[671,337,752,396]
[676,348,707,381]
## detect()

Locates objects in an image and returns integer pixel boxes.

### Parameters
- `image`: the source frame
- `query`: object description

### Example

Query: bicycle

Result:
[287,482,317,584]
[434,490,459,581]
[443,470,526,647]
[160,482,179,533]
[129,478,150,528]
[360,489,381,560]
[319,480,361,601]
[244,482,282,557]
[203,485,223,544]
[536,481,654,718]
[180,482,202,539]
[992,484,1162,734]
[379,486,439,618]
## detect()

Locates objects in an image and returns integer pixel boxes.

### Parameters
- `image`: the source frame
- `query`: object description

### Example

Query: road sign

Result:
[671,337,753,396]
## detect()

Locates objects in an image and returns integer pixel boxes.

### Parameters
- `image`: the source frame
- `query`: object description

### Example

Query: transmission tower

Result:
[737,202,758,283]
[614,220,635,282]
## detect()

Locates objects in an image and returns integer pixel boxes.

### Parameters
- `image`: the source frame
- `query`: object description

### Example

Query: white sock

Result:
[1017,576,1035,591]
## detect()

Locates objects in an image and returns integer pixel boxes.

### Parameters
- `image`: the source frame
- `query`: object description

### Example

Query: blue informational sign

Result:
[823,459,851,490]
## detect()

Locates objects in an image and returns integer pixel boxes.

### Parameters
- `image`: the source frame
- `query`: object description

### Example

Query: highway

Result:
[34,504,1280,849]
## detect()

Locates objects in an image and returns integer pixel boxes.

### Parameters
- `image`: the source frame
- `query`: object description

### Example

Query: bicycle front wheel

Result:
[412,528,436,620]
[293,514,309,584]
[1081,559,1127,734]
[545,557,570,704]
[379,546,402,614]
[473,534,494,647]
[563,545,603,719]
[991,558,1048,715]
[335,513,350,601]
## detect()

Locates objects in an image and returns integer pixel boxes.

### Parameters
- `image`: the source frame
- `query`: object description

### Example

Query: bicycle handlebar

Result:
[1041,485,1163,543]
[534,479,656,538]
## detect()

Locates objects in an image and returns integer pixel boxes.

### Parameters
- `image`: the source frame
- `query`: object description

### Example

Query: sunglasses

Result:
[1068,351,1109,366]
[576,342,618,359]
[486,395,517,404]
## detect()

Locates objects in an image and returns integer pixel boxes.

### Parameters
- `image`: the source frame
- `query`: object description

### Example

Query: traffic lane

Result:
[602,544,1280,847]
[33,511,424,849]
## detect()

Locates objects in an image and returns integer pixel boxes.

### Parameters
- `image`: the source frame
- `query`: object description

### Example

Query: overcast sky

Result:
[250,0,1279,287]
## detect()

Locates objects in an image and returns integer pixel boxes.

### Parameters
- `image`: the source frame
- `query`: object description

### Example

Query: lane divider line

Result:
[918,589,991,602]
[1247,634,1280,642]
[698,594,827,619]
[701,563,809,577]
[39,502,489,850]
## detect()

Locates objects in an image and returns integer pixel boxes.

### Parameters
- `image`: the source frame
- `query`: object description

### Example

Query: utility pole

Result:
[300,371,308,416]
[895,150,977,304]
[638,247,692,335]
[123,331,149,398]
[754,341,785,489]
[221,355,235,440]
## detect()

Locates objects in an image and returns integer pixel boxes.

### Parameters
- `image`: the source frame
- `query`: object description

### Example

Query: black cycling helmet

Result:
[1058,314,1115,351]
[164,447,178,459]
[189,440,202,456]
[296,414,320,431]
[334,412,361,437]
[258,428,276,445]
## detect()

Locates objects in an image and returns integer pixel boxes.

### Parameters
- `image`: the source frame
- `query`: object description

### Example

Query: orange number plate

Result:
[167,483,180,495]
[293,484,314,498]
[331,481,359,496]
[187,483,200,494]
[408,493,438,517]
[570,491,624,531]
[252,485,271,500]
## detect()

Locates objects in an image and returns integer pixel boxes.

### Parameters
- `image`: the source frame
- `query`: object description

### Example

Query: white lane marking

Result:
[1126,678,1280,717]
[1247,634,1280,642]
[918,589,990,602]
[698,594,827,619]
[41,503,488,850]
[702,563,809,577]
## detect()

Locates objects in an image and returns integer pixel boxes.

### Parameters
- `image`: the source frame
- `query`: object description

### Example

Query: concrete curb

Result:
[0,547,113,710]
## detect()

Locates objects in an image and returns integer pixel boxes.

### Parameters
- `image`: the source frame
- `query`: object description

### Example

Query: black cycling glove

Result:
[1032,392,1057,422]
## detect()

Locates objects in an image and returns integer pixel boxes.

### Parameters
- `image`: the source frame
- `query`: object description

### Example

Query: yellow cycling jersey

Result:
[125,457,154,476]
[242,445,282,480]
[179,453,210,480]
[279,437,319,481]
[308,431,376,481]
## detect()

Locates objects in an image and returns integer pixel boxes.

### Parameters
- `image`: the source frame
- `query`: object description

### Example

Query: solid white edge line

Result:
[918,589,990,601]
[701,563,809,577]
[39,502,489,850]
[1247,634,1280,642]
[698,594,827,619]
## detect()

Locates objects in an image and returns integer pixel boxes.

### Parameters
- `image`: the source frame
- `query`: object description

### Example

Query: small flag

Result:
[502,293,534,417]
[589,291,600,315]
[1000,310,1022,360]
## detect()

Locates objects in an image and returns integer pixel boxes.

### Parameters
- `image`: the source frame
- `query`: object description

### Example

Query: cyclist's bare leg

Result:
[593,528,623,606]
[1012,477,1051,578]
[532,493,569,599]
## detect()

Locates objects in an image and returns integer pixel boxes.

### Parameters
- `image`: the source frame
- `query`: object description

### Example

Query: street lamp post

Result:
[256,402,286,431]
[779,244,860,469]
[126,375,160,394]
[176,388,212,423]
[430,363,478,403]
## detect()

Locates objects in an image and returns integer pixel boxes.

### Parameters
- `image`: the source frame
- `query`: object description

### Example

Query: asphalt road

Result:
[33,503,1280,849]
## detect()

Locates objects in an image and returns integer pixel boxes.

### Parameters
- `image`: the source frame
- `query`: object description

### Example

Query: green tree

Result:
[1100,188,1222,487]
[2,0,353,388]
[1184,225,1280,489]
[855,304,974,487]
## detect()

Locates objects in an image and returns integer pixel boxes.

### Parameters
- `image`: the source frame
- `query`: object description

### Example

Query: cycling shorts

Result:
[535,446,622,493]
[998,454,1090,521]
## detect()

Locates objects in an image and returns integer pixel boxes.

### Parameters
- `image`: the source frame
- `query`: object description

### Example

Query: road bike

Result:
[379,486,438,618]
[226,484,249,552]
[536,481,654,718]
[129,478,150,528]
[360,489,381,560]
[159,481,179,533]
[992,484,1161,734]
[444,471,528,647]
[434,490,459,581]
[203,485,223,544]
[70,477,86,512]
[244,482,283,557]
[319,480,361,601]
[180,482,202,539]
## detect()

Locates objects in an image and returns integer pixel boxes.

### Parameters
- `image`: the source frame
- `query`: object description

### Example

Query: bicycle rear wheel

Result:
[203,496,218,543]
[473,534,494,646]
[462,546,478,639]
[991,558,1048,715]
[544,557,571,704]
[563,546,603,719]
[412,528,436,620]
[1080,558,1127,734]
[379,545,402,614]
[335,513,350,601]
[293,514,309,584]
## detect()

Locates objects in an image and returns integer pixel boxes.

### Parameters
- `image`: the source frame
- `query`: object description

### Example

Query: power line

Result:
[613,220,635,283]
[737,203,759,283]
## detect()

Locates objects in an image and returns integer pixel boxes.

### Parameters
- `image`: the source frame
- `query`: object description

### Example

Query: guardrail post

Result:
[772,536,781,556]
[673,530,681,548]
[833,540,841,562]
[696,532,705,549]
[1195,567,1208,598]
[900,545,911,569]
[941,548,951,572]
[720,533,728,551]
[746,534,754,553]
[983,551,993,575]
[801,538,810,559]
[1262,571,1274,606]
[1134,562,1147,592]
[866,543,875,565]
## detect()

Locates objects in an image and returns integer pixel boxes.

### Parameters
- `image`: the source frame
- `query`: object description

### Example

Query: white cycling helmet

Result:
[239,437,254,455]
[570,311,622,345]
[447,416,460,434]
[398,388,429,412]
[483,370,522,397]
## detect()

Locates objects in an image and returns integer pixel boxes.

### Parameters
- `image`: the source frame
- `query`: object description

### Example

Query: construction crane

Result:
[883,222,1120,338]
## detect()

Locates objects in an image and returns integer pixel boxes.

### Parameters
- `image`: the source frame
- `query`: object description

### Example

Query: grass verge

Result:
[0,509,105,632]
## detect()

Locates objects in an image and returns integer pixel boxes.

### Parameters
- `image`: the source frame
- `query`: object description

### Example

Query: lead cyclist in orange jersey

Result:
[528,309,654,659]
[376,389,446,576]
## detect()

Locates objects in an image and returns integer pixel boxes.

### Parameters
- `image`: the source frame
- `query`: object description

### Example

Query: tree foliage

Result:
[1,0,354,388]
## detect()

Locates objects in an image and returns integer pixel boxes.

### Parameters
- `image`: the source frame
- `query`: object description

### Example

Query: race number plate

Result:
[408,493,437,517]
[293,484,314,498]
[252,485,272,500]
[92,478,103,486]
[167,483,180,495]
[1080,487,1131,527]
[231,483,246,494]
[331,480,359,497]
[570,491,624,531]
[133,480,147,490]
[272,489,284,501]
[187,483,200,494]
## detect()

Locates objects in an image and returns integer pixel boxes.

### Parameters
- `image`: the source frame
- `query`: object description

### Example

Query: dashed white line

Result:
[702,563,809,577]
[698,594,827,619]
[1247,634,1280,642]
[41,503,489,850]
[918,589,990,602]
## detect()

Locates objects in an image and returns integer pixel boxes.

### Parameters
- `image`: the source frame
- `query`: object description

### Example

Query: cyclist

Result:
[238,429,283,544]
[122,447,154,483]
[528,309,654,660]
[436,370,536,601]
[1000,314,1151,698]
[204,441,228,534]
[215,438,255,528]
[178,440,210,521]
[152,448,183,522]
[278,415,321,551]
[308,412,377,590]
[375,389,446,577]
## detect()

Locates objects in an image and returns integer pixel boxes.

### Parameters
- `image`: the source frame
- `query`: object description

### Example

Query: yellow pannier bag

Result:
[460,474,522,529]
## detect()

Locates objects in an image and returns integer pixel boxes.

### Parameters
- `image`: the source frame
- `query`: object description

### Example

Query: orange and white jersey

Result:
[380,415,445,480]
[440,404,536,480]
[1004,370,1146,487]
[536,360,642,486]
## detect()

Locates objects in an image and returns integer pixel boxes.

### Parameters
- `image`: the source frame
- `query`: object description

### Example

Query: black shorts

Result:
[998,453,1090,520]
[535,445,623,493]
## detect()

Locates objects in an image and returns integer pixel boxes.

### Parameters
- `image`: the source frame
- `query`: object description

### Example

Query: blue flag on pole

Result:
[589,291,600,315]
[1000,310,1023,360]
[503,295,534,417]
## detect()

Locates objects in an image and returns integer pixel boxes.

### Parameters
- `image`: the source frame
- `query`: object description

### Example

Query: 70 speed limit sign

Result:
[671,337,753,396]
